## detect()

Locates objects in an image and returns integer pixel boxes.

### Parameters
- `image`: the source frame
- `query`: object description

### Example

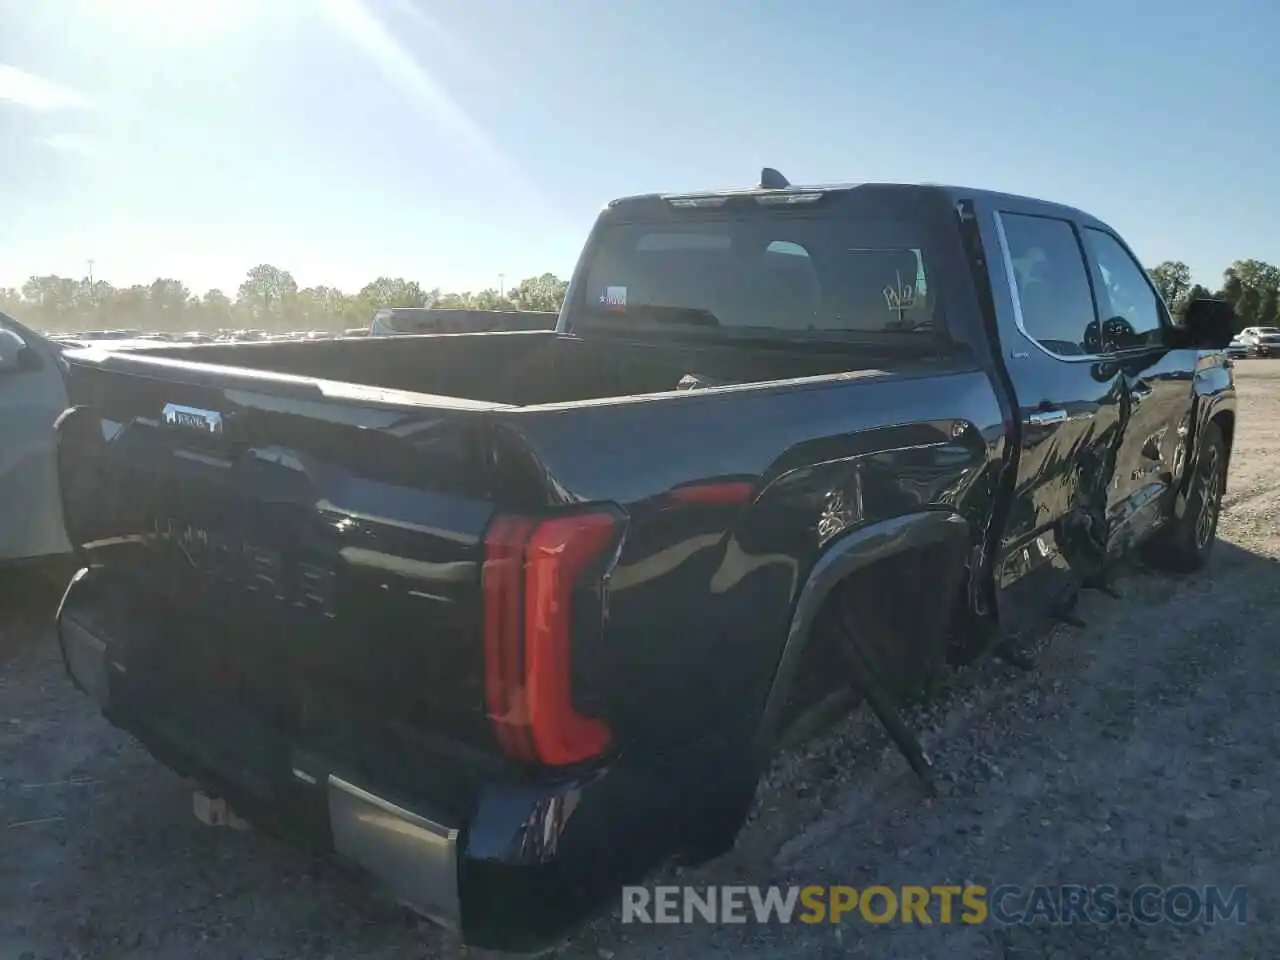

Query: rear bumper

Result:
[327,774,460,929]
[55,577,693,952]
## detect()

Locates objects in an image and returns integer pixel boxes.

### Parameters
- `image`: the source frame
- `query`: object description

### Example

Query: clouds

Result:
[0,64,96,159]
[0,64,90,111]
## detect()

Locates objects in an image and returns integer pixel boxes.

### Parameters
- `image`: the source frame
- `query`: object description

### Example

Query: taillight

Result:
[482,509,622,766]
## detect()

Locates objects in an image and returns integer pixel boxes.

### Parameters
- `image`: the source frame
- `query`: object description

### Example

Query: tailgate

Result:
[56,349,510,794]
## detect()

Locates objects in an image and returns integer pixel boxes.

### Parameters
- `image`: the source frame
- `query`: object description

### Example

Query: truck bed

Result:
[117,329,885,407]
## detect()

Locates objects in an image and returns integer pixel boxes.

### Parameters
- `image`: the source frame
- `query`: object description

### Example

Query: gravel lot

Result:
[3,364,1279,960]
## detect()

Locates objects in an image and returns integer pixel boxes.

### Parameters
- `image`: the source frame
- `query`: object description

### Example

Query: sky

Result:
[1,0,1277,298]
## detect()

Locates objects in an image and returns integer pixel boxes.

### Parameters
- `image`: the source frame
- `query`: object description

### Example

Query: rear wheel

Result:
[1146,423,1225,573]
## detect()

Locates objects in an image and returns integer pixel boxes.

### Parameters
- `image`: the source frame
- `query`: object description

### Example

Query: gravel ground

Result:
[3,364,1279,960]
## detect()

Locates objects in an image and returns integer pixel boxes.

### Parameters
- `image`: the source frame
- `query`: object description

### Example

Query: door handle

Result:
[1026,407,1068,427]
[1131,382,1153,404]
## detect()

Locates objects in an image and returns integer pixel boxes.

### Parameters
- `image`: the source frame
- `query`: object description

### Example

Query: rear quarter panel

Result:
[493,362,1006,752]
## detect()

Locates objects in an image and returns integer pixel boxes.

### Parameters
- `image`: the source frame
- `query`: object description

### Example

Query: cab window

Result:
[1081,228,1167,351]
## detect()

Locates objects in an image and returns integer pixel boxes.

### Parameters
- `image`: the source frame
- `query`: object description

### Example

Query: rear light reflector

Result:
[665,480,755,507]
[482,510,621,766]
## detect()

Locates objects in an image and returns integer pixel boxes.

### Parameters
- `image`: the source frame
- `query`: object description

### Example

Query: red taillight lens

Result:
[482,510,620,766]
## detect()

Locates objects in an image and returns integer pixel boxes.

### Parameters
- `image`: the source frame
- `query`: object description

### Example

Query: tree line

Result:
[0,264,570,334]
[1148,259,1279,330]
[3,257,1277,336]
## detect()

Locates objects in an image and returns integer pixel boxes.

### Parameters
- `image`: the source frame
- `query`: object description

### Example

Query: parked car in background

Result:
[369,306,558,336]
[0,311,71,568]
[1238,326,1280,357]
[1226,335,1250,359]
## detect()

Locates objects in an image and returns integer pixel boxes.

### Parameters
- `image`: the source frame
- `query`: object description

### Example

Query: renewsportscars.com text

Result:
[621,884,1249,926]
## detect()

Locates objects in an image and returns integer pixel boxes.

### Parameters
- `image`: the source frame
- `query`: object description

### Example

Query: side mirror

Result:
[1171,298,1236,350]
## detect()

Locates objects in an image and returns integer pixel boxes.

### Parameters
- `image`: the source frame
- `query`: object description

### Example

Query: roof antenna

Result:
[760,167,790,190]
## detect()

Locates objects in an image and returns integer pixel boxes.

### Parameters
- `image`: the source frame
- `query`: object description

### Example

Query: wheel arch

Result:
[753,510,972,759]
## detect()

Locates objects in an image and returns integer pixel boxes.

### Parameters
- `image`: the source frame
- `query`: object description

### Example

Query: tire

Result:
[1147,422,1225,573]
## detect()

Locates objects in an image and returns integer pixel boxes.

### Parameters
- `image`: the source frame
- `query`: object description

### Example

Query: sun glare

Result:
[93,0,259,41]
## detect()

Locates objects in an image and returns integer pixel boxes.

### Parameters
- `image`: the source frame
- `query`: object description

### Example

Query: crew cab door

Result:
[986,207,1126,627]
[1078,227,1199,552]
[0,314,71,564]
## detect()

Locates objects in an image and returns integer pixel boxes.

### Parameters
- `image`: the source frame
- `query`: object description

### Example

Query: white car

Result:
[0,312,72,568]
[1237,326,1280,357]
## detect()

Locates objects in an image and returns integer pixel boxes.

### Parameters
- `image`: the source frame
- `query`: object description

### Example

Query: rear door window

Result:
[998,212,1098,357]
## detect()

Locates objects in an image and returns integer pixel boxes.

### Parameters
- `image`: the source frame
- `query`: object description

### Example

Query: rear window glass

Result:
[574,217,941,336]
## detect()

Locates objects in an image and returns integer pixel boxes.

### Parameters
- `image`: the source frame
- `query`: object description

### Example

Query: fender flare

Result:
[753,510,971,759]
[1173,391,1234,519]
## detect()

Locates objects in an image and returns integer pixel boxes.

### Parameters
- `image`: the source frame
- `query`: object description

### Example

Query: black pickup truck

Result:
[54,173,1235,951]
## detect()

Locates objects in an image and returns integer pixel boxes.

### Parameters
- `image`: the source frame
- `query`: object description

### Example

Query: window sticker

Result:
[882,273,917,312]
[601,286,627,312]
